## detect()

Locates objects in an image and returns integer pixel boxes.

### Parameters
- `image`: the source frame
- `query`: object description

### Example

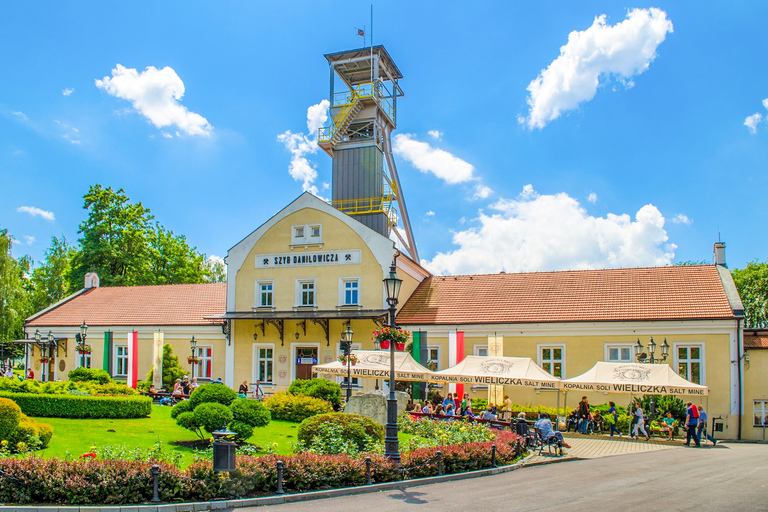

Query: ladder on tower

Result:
[330,91,364,145]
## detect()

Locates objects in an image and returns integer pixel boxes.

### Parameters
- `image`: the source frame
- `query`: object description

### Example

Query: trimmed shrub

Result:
[0,397,21,440]
[229,421,254,442]
[193,402,233,434]
[189,385,238,409]
[298,413,383,449]
[170,399,192,419]
[67,367,111,384]
[0,392,151,419]
[175,411,199,431]
[230,398,271,428]
[265,392,332,423]
[36,421,53,447]
[288,378,342,408]
[0,377,138,396]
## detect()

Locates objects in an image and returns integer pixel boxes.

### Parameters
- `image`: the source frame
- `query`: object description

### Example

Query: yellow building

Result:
[743,330,768,441]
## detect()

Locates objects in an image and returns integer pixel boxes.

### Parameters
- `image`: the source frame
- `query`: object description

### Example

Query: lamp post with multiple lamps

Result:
[190,336,197,379]
[634,337,670,420]
[74,321,88,368]
[383,261,402,462]
[339,325,354,402]
[34,329,57,381]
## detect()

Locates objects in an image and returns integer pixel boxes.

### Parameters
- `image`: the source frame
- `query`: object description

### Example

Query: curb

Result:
[2,457,532,512]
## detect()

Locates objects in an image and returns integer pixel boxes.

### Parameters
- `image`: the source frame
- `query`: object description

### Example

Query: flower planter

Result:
[395,342,406,351]
[379,340,391,350]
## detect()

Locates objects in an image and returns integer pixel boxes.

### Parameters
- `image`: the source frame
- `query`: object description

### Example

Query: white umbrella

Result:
[312,350,433,381]
[432,356,561,390]
[562,361,708,396]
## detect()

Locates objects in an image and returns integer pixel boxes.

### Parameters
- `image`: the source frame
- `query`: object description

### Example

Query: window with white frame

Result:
[474,345,488,357]
[539,345,565,378]
[297,279,316,307]
[256,280,274,308]
[337,342,361,388]
[292,224,322,245]
[114,345,128,376]
[675,343,705,385]
[254,344,274,385]
[76,343,92,368]
[605,343,633,363]
[309,224,322,242]
[195,346,213,379]
[427,345,441,370]
[754,400,768,427]
[294,226,305,240]
[340,278,360,306]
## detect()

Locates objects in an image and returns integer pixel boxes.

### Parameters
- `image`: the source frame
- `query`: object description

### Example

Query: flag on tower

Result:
[358,28,364,37]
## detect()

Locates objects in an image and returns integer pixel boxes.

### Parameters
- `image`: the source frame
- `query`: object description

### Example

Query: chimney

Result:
[713,242,726,267]
[84,272,100,289]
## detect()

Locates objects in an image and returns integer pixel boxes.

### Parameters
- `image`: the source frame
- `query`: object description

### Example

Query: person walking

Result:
[608,401,622,437]
[632,403,650,441]
[578,396,590,434]
[684,401,701,447]
[697,405,717,446]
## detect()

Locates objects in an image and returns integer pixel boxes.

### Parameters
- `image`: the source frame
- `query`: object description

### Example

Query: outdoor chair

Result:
[534,427,563,456]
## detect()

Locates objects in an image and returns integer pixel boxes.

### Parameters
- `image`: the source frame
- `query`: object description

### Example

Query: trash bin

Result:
[212,426,237,472]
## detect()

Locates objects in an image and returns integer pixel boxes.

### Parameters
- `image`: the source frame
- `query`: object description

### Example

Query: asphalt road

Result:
[249,443,768,512]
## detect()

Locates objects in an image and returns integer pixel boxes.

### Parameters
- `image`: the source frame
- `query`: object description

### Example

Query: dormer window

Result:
[295,227,304,239]
[292,224,322,246]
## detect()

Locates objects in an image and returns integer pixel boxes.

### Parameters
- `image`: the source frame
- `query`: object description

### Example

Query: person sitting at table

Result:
[463,405,475,419]
[659,412,676,440]
[148,384,156,394]
[410,402,422,413]
[445,403,455,416]
[422,402,434,414]
[434,404,444,416]
[238,380,249,398]
[534,412,571,448]
[171,379,183,396]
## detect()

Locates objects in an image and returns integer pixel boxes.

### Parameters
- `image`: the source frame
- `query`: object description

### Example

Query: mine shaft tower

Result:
[318,45,418,262]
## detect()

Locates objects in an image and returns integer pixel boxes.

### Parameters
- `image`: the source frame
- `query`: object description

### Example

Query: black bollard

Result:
[491,444,497,468]
[365,456,372,485]
[436,451,443,476]
[276,460,285,495]
[151,464,161,503]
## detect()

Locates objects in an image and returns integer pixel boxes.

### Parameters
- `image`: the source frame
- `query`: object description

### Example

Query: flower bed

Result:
[0,430,522,505]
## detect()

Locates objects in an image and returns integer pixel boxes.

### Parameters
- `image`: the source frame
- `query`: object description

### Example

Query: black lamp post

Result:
[340,325,354,401]
[383,261,402,462]
[75,321,88,368]
[634,337,670,420]
[190,336,197,379]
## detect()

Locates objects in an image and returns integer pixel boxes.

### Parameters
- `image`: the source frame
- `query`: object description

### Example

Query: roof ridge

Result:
[427,264,717,280]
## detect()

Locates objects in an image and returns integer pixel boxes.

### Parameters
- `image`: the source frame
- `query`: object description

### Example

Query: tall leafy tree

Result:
[202,256,226,283]
[732,261,768,328]
[0,229,32,353]
[147,225,207,284]
[30,236,76,311]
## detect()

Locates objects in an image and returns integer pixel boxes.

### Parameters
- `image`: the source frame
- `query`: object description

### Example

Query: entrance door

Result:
[295,347,318,380]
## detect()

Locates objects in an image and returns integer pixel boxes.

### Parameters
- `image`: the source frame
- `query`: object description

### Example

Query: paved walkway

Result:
[525,432,703,463]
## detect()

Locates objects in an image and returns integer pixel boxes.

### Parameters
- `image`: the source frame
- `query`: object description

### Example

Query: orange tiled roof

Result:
[397,265,736,325]
[745,336,768,349]
[25,283,226,327]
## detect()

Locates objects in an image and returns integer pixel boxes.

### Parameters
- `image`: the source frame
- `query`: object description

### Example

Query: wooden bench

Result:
[408,411,514,430]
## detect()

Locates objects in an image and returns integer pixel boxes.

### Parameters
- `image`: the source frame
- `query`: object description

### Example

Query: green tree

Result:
[674,259,709,266]
[147,225,207,284]
[732,261,768,328]
[202,256,226,283]
[29,236,76,312]
[0,229,32,350]
[146,344,186,390]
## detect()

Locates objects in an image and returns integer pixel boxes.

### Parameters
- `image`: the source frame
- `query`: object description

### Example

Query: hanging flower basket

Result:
[39,356,51,364]
[372,327,410,351]
[338,354,358,365]
[76,345,92,354]
[187,356,201,365]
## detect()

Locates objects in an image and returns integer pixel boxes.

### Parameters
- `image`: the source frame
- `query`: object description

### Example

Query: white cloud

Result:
[745,112,764,134]
[522,8,673,129]
[277,99,330,197]
[428,130,443,140]
[62,88,74,96]
[393,133,475,184]
[423,185,675,275]
[22,236,35,245]
[425,211,435,217]
[671,213,692,225]
[54,120,81,144]
[95,64,212,136]
[587,192,598,203]
[17,206,55,221]
[473,184,493,200]
[12,111,27,121]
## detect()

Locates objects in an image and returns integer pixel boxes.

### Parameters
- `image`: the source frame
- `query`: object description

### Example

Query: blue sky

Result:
[2,2,767,275]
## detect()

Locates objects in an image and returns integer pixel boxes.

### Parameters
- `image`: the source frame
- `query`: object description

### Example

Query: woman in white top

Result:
[632,405,650,441]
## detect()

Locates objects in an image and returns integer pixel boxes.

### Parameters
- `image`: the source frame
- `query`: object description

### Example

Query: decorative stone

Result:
[343,390,409,426]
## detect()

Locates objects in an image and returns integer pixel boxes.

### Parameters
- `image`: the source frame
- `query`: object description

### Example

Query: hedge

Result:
[0,392,151,419]
[264,392,332,422]
[0,431,523,504]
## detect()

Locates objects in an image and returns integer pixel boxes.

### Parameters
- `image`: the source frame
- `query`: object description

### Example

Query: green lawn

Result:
[33,405,413,467]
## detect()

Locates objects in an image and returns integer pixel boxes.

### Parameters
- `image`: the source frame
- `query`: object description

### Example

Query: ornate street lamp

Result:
[190,336,197,379]
[340,324,354,401]
[634,337,670,420]
[75,321,88,368]
[382,261,402,462]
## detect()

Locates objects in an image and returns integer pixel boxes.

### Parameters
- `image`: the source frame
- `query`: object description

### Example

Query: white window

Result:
[754,400,768,427]
[294,226,305,239]
[538,344,565,378]
[297,279,316,307]
[256,280,274,308]
[336,341,361,388]
[674,343,705,385]
[76,343,92,369]
[114,345,128,377]
[254,344,274,385]
[292,224,322,245]
[427,345,441,370]
[474,345,489,357]
[309,224,322,242]
[605,343,633,363]
[340,278,360,306]
[195,346,213,379]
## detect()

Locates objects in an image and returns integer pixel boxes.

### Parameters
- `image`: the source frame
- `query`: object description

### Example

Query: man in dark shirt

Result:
[578,396,590,434]
[181,376,190,395]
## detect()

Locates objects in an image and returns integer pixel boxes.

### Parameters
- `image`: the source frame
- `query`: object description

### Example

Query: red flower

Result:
[79,452,97,459]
